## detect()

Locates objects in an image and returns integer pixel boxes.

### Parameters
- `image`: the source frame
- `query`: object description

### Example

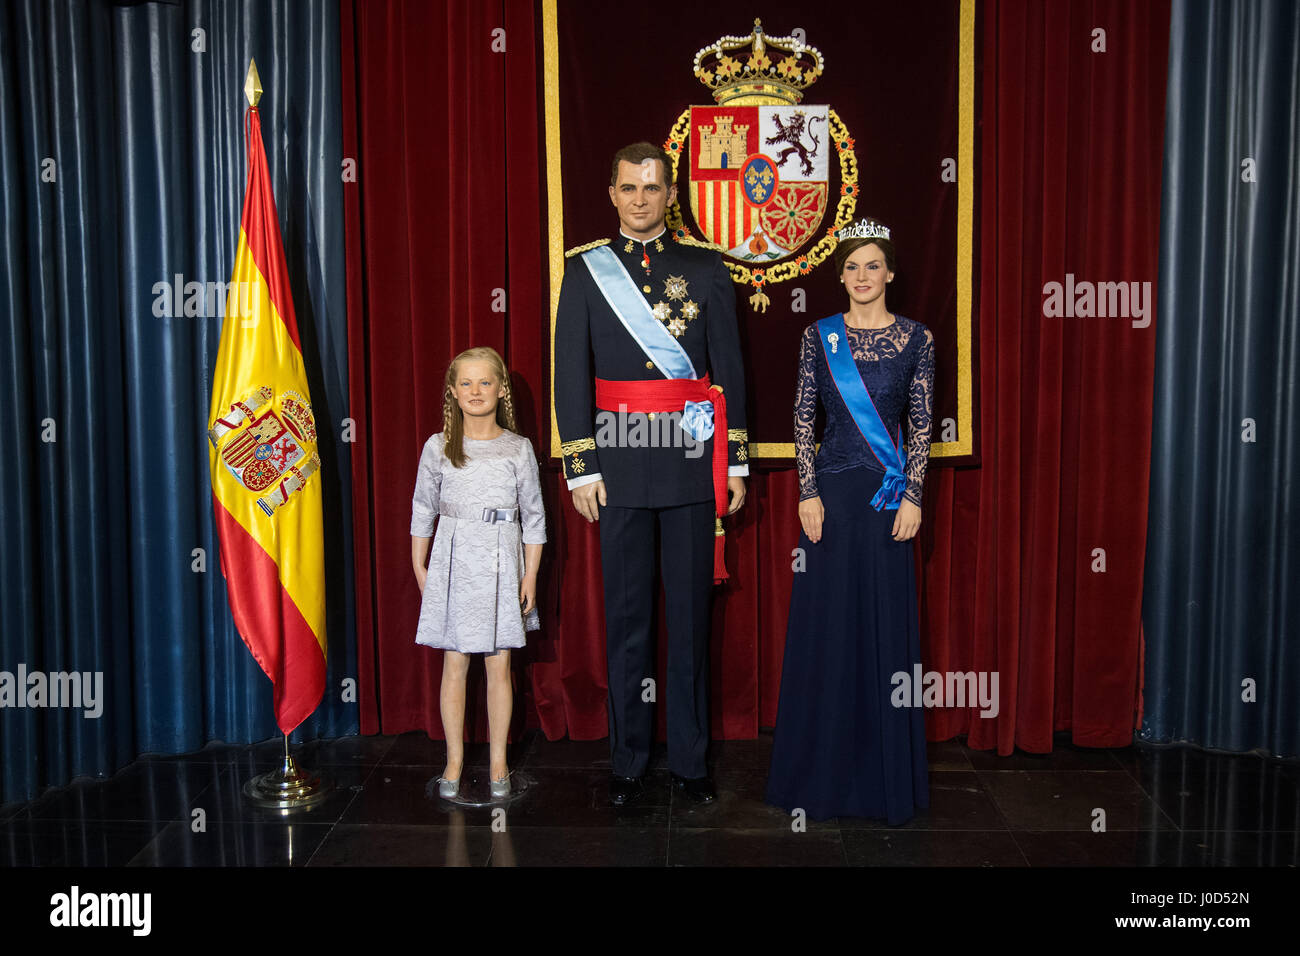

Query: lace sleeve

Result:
[903,328,935,507]
[794,325,820,500]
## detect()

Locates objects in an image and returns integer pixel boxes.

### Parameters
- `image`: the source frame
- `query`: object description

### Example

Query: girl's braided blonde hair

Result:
[442,346,517,468]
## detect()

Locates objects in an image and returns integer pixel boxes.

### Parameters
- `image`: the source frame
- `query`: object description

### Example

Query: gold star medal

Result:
[664,275,688,301]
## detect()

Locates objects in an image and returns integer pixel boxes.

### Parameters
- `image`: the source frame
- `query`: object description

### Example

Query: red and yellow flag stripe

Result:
[207,107,325,734]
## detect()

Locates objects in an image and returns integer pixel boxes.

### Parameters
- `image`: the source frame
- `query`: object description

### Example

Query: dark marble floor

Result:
[1,732,1296,866]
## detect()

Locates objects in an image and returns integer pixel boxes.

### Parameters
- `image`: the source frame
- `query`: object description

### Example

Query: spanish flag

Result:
[207,73,326,735]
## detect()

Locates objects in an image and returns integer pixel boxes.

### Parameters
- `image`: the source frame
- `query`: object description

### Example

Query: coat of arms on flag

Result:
[663,19,858,310]
[210,385,321,516]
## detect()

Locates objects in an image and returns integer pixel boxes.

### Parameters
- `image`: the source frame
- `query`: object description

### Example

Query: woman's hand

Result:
[798,495,825,543]
[891,499,921,541]
[520,572,537,615]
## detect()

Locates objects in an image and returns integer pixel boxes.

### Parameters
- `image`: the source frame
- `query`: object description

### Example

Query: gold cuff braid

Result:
[560,437,596,456]
[727,429,749,462]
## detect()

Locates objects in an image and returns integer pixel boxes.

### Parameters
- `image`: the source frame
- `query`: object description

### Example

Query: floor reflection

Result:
[0,732,1294,866]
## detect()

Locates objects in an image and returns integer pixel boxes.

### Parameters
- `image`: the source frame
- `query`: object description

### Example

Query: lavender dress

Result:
[410,431,546,653]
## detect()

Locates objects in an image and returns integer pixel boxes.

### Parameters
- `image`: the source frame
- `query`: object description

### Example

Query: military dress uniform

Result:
[554,228,748,780]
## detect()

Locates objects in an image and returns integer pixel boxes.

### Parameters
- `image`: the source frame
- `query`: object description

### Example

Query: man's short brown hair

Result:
[610,142,673,188]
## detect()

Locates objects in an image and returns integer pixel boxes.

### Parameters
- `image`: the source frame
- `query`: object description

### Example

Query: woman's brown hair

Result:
[832,218,896,275]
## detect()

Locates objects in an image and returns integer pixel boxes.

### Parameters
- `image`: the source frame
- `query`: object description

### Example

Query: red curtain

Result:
[919,0,1170,751]
[342,0,1169,753]
[341,0,546,736]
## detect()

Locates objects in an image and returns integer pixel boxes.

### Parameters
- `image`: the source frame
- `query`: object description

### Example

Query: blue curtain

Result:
[0,0,355,806]
[1144,0,1300,756]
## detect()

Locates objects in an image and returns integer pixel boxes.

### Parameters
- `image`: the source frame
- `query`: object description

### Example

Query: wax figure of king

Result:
[554,142,749,806]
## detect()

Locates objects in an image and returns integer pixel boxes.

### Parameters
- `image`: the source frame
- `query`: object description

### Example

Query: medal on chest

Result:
[648,273,699,338]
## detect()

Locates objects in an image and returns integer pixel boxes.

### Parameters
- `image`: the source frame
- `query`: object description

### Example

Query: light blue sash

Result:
[817,313,907,511]
[581,245,714,441]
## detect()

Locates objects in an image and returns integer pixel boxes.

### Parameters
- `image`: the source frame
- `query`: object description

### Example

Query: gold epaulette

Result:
[564,238,611,258]
[671,234,720,251]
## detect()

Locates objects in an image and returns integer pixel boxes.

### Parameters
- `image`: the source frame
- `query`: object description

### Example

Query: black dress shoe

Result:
[671,773,716,803]
[609,774,644,807]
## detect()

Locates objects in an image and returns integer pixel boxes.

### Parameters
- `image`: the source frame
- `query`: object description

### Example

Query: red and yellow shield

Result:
[688,105,829,260]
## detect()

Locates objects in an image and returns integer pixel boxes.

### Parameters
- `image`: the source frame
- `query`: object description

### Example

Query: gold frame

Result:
[545,0,976,460]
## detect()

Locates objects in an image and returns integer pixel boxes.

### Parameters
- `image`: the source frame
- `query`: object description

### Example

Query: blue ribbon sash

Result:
[582,245,713,442]
[817,314,907,511]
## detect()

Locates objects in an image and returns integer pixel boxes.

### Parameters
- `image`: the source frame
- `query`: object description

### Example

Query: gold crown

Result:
[693,18,824,107]
[280,390,318,443]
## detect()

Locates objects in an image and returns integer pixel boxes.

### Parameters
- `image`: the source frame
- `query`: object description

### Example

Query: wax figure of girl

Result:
[410,347,546,800]
[765,219,935,824]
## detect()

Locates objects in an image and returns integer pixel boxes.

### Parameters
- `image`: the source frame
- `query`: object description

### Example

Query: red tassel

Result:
[713,519,728,583]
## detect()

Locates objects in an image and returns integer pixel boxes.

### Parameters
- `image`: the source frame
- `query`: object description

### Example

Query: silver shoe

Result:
[490,773,511,799]
[437,776,459,799]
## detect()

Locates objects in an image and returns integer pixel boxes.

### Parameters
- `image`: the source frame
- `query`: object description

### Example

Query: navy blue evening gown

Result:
[765,316,935,824]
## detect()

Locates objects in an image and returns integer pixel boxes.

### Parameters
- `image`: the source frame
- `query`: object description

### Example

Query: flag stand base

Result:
[242,738,334,811]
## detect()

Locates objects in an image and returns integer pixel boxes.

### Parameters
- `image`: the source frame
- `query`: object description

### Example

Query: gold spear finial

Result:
[244,59,263,108]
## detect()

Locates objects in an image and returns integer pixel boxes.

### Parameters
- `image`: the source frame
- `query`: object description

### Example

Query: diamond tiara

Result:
[836,219,891,242]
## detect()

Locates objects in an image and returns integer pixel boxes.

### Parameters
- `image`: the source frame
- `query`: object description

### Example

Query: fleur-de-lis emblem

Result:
[828,332,839,354]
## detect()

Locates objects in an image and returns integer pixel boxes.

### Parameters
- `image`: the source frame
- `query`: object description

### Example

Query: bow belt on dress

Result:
[439,504,519,523]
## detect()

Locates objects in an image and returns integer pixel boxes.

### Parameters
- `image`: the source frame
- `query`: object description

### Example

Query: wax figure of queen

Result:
[554,142,749,806]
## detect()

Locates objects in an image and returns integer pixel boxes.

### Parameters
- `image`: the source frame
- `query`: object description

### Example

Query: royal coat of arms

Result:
[664,19,858,311]
[208,385,321,517]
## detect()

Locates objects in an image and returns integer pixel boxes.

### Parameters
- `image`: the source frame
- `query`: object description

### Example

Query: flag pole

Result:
[225,59,332,810]
[243,56,263,108]
[243,732,334,810]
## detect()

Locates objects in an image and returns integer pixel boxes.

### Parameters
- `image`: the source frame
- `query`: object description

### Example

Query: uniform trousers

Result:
[597,498,715,779]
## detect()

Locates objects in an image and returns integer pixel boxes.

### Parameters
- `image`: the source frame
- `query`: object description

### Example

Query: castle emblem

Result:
[663,19,858,310]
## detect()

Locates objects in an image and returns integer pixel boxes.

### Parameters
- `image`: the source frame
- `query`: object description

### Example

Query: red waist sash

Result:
[595,375,730,583]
